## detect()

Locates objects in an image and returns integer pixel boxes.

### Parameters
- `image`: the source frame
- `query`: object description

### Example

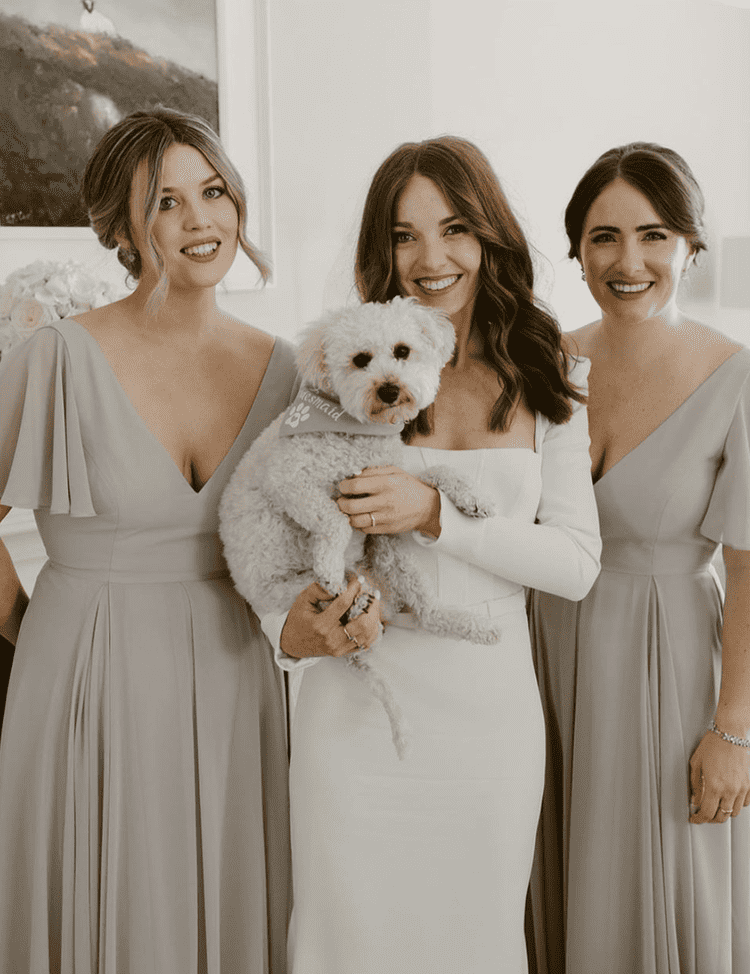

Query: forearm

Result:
[715,553,750,738]
[0,539,28,646]
[426,491,601,600]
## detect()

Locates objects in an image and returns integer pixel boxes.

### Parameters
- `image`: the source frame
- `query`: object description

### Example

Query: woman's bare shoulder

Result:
[211,314,279,385]
[218,313,276,358]
[680,318,743,362]
[69,299,128,330]
[561,321,600,359]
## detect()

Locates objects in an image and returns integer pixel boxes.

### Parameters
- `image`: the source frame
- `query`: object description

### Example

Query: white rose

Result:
[7,261,54,289]
[10,297,55,333]
[70,272,101,310]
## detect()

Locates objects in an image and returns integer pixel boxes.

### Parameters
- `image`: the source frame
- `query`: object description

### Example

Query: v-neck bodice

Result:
[592,346,750,575]
[593,349,745,486]
[0,319,298,582]
[67,317,267,495]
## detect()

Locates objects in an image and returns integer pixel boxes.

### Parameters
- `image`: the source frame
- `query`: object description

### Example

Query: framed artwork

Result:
[0,0,273,289]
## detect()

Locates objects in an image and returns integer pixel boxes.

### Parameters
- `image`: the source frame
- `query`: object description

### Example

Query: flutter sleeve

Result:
[415,356,601,600]
[701,366,750,550]
[0,326,95,516]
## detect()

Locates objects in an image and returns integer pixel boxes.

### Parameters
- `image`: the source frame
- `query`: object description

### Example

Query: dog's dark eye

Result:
[352,352,372,369]
[393,344,410,360]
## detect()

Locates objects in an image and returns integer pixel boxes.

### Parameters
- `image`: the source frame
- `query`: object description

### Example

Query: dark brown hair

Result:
[83,107,269,308]
[355,136,584,438]
[565,142,707,261]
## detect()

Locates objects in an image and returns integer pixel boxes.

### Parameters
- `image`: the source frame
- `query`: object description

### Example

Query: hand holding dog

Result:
[338,466,442,539]
[281,576,382,659]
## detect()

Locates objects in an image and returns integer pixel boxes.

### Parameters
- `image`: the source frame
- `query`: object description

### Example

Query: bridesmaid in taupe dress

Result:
[0,107,310,974]
[528,143,750,974]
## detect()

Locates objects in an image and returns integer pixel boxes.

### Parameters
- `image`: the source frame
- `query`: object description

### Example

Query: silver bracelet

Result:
[709,719,750,750]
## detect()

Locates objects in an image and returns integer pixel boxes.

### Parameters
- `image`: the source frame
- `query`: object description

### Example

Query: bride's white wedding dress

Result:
[271,359,600,974]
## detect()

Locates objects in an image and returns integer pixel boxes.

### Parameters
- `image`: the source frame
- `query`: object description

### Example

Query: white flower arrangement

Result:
[0,260,126,356]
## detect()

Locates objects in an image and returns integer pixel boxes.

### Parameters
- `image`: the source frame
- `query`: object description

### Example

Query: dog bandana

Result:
[279,385,405,438]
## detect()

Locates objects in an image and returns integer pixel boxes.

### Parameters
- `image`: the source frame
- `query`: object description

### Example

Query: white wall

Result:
[218,0,435,337]
[425,0,750,342]
[221,0,750,344]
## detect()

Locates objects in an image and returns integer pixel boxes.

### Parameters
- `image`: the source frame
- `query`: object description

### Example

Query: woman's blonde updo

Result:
[82,106,269,302]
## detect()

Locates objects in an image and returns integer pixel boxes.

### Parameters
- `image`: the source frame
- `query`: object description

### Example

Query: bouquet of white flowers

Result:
[0,260,126,357]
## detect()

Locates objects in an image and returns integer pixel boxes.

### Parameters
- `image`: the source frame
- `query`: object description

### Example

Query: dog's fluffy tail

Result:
[346,653,412,760]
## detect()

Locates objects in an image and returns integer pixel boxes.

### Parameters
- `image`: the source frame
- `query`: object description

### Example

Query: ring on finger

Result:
[719,805,734,815]
[343,626,366,652]
[369,512,376,528]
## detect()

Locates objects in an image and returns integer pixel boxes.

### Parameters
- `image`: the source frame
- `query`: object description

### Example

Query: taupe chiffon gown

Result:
[528,347,750,973]
[0,319,295,974]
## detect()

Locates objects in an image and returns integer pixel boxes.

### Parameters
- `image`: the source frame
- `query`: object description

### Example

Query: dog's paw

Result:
[460,496,496,519]
[420,464,496,519]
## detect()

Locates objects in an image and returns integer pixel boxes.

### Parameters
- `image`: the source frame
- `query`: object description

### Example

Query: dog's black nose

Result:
[377,383,400,405]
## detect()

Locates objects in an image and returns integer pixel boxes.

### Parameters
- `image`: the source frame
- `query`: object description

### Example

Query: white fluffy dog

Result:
[219,297,502,757]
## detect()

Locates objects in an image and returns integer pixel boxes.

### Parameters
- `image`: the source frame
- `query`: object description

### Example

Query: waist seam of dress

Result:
[599,566,712,577]
[46,559,231,583]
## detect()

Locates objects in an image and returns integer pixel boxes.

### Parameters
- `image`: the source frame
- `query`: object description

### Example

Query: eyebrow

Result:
[160,174,223,193]
[392,215,462,228]
[588,223,667,234]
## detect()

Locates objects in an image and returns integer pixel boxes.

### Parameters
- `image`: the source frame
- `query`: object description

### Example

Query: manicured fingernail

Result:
[374,590,381,600]
[357,575,365,584]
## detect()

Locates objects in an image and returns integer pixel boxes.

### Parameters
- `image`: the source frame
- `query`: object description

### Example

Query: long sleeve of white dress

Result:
[414,358,601,601]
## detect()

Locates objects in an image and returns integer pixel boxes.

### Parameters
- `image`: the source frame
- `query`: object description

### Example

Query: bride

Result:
[271,135,601,974]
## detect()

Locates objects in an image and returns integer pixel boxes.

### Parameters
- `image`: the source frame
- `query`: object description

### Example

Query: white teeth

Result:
[184,242,218,256]
[610,282,651,293]
[419,276,458,291]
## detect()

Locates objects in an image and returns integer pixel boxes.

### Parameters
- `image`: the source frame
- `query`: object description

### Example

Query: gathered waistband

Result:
[600,540,716,577]
[47,560,232,584]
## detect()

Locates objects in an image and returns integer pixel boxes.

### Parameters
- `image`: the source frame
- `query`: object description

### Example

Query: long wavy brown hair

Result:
[355,136,584,439]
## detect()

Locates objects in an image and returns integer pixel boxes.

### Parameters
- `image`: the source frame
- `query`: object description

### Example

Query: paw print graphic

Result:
[284,403,311,429]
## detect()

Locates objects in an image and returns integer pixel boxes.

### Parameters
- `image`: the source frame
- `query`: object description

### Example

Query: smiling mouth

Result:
[608,281,653,295]
[182,241,220,258]
[415,275,460,293]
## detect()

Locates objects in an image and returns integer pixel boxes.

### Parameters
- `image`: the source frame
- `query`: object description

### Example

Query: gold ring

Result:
[342,626,357,643]
[369,512,376,528]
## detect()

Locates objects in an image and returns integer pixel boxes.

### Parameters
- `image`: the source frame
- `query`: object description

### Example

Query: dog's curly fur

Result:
[219,297,502,757]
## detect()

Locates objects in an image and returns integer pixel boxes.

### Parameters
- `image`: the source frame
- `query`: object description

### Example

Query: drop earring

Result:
[581,268,586,281]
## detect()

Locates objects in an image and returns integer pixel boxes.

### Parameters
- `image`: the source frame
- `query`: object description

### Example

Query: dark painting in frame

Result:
[0,0,273,289]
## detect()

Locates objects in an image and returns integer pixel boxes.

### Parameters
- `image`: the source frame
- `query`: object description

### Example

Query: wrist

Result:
[714,704,750,740]
[279,631,304,659]
[275,613,305,659]
[710,717,750,749]
[419,488,442,539]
